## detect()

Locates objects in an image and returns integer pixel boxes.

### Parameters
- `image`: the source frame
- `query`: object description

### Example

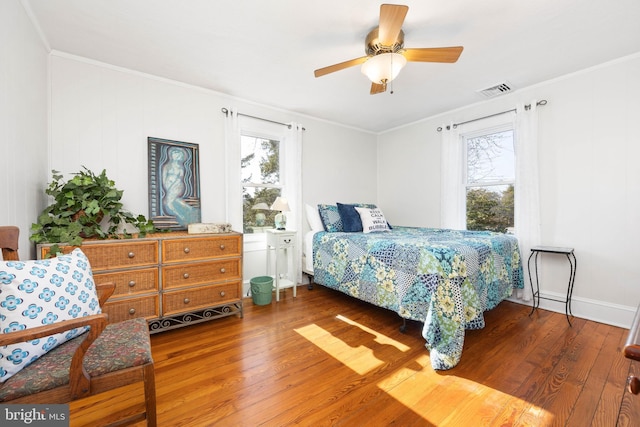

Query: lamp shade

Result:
[361,52,407,84]
[270,197,290,212]
[252,202,270,210]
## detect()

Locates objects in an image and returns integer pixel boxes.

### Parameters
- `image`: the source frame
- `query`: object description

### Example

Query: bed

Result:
[303,206,524,370]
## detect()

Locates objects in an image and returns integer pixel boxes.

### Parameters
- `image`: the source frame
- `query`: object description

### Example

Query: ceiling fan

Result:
[314,4,463,95]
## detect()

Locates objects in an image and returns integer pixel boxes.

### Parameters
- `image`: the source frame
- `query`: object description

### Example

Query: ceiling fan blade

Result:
[314,56,369,77]
[370,82,387,95]
[378,4,409,46]
[403,47,464,63]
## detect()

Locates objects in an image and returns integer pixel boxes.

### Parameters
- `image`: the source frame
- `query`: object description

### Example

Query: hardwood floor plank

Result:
[565,324,626,426]
[593,326,633,426]
[68,285,633,426]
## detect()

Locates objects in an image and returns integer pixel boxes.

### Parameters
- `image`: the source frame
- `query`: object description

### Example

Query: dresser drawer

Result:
[162,259,241,290]
[162,235,241,263]
[162,282,240,316]
[94,268,159,297]
[103,295,159,323]
[41,241,159,271]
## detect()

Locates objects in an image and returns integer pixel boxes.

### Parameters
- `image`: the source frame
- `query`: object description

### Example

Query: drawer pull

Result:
[129,308,136,315]
[184,298,190,304]
[284,239,291,244]
[128,252,135,258]
[128,281,136,287]
[183,273,190,279]
[220,291,226,297]
[220,268,226,273]
[629,376,640,395]
[220,244,225,250]
[184,247,190,254]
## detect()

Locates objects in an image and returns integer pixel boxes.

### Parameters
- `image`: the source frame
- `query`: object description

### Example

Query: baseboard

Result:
[508,291,636,329]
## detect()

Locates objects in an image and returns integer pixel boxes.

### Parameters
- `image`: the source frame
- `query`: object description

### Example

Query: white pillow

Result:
[355,207,391,233]
[0,248,101,382]
[305,203,324,231]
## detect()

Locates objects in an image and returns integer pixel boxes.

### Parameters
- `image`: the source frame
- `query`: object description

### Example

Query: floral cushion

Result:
[317,204,342,232]
[0,317,152,401]
[0,249,101,383]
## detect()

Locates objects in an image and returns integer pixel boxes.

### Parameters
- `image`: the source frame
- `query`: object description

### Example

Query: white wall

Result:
[378,53,640,327]
[48,53,378,292]
[0,0,49,259]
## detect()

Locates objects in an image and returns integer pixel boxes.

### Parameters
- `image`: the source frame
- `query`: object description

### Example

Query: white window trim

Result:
[460,120,516,230]
[238,118,288,244]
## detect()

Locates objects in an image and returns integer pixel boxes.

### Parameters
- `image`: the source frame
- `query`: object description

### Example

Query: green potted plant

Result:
[30,167,156,255]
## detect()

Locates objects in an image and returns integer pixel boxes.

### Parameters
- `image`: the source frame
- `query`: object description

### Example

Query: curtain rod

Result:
[221,108,305,131]
[436,100,547,132]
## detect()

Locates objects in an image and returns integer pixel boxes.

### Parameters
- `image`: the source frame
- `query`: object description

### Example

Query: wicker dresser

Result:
[38,231,243,332]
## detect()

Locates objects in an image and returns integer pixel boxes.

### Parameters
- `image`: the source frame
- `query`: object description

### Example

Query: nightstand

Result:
[266,229,297,302]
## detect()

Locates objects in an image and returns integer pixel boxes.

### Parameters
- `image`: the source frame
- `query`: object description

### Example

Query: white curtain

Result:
[224,110,304,284]
[223,108,242,230]
[440,123,464,229]
[283,123,304,284]
[514,102,541,301]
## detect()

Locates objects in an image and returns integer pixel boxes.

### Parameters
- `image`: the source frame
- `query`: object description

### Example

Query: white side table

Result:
[266,229,297,302]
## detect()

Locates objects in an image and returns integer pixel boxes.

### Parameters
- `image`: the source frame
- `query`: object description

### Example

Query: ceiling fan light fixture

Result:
[361,52,407,84]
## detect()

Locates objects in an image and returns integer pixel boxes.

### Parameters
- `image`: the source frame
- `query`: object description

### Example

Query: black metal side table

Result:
[528,246,577,326]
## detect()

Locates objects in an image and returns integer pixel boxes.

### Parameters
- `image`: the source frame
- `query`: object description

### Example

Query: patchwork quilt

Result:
[312,226,524,370]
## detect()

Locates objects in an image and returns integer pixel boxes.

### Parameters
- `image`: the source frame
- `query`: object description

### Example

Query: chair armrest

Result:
[96,282,116,307]
[0,313,108,399]
[0,314,108,346]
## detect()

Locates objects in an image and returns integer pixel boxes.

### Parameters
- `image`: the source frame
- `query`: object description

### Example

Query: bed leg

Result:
[303,272,314,290]
[400,318,407,333]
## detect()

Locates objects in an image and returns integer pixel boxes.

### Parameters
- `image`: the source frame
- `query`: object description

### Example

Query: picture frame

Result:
[148,137,201,230]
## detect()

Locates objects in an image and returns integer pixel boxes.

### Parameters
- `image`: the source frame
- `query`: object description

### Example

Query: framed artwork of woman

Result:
[148,137,201,230]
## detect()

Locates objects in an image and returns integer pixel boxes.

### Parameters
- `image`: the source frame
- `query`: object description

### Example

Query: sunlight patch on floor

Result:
[380,369,554,425]
[293,314,410,375]
[335,314,410,352]
[294,322,384,375]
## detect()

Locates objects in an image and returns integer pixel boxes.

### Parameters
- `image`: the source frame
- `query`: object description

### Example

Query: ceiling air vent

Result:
[478,82,513,98]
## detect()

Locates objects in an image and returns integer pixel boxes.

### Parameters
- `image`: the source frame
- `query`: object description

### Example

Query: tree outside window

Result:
[465,129,515,233]
[241,135,281,233]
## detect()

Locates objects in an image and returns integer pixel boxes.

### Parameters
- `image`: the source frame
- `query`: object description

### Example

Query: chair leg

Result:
[143,363,157,427]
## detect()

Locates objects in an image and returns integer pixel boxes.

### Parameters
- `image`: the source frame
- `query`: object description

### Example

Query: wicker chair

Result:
[0,226,157,426]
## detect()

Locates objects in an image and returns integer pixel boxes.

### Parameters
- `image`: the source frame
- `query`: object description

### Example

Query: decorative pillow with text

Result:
[0,249,101,383]
[355,207,391,233]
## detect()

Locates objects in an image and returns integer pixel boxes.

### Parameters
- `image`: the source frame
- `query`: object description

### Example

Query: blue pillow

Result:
[317,204,342,232]
[337,203,363,232]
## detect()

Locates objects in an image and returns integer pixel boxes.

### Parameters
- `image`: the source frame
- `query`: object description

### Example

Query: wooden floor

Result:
[70,285,637,426]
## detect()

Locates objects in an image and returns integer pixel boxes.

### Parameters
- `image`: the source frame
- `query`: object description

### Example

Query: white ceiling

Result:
[25,0,640,133]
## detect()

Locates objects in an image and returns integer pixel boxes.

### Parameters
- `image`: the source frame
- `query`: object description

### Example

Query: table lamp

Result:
[270,197,290,230]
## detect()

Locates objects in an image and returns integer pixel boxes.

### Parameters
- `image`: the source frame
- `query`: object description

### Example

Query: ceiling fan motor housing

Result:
[365,28,405,56]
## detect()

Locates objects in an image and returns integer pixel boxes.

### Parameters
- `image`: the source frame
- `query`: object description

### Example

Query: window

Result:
[241,133,282,234]
[464,127,515,233]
